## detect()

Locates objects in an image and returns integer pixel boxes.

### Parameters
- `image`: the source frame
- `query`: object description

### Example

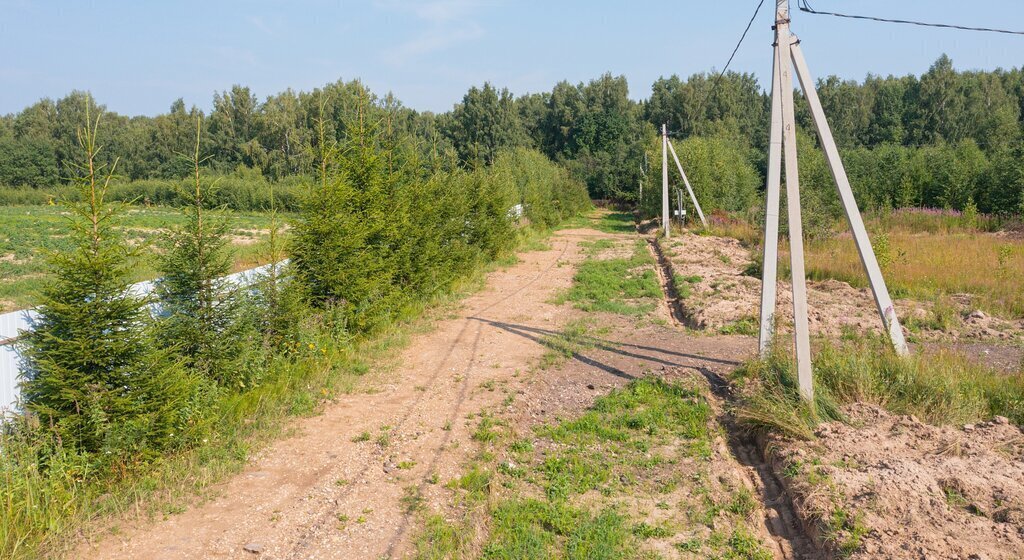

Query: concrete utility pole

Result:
[639,165,644,202]
[661,124,670,238]
[758,24,784,357]
[758,0,910,401]
[776,0,814,400]
[666,139,708,227]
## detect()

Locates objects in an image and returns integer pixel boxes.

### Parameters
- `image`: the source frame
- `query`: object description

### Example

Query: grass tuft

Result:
[735,335,1024,440]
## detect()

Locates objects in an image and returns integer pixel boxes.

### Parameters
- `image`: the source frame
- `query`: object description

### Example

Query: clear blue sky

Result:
[1,0,1022,116]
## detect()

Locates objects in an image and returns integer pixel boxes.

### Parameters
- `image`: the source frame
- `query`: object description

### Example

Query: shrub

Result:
[292,114,583,333]
[156,118,261,388]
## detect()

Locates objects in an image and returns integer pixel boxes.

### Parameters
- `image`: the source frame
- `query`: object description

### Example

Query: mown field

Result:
[0,205,279,313]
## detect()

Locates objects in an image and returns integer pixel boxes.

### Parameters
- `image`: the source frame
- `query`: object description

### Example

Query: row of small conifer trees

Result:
[14,99,590,474]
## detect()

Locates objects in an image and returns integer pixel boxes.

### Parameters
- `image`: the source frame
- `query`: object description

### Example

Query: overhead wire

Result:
[796,0,1024,36]
[669,0,767,137]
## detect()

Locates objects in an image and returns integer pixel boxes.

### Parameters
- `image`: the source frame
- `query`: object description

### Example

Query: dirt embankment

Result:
[653,228,1024,559]
[769,404,1024,560]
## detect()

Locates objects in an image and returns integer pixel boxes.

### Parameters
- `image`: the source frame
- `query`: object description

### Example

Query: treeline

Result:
[3,55,1024,214]
[642,54,1024,217]
[0,74,650,203]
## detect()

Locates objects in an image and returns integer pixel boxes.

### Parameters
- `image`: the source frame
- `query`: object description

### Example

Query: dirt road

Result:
[76,227,604,559]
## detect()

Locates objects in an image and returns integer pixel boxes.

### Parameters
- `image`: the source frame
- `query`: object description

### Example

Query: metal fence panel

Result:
[0,344,20,416]
[0,261,285,416]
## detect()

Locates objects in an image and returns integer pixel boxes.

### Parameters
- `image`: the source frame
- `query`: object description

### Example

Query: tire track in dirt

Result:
[646,233,821,560]
[375,239,577,557]
[283,239,574,559]
[379,323,483,558]
[279,318,478,559]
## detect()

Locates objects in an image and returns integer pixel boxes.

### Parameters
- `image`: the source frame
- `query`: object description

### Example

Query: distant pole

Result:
[666,140,708,227]
[677,189,684,227]
[662,124,670,238]
[639,164,644,203]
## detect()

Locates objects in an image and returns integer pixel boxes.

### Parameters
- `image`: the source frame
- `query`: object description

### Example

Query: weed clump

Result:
[735,335,1024,439]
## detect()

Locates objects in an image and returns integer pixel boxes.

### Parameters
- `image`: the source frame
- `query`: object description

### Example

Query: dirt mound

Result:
[769,404,1024,559]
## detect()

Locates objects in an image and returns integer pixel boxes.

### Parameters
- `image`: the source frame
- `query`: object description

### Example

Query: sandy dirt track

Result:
[76,227,612,559]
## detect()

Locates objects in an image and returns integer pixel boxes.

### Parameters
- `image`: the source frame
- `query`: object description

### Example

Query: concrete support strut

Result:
[757,0,910,401]
[666,139,708,227]
[789,41,910,356]
[661,124,670,238]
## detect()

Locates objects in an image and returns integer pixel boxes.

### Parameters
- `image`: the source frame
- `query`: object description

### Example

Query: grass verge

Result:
[555,239,661,316]
[733,335,1024,440]
[414,377,775,559]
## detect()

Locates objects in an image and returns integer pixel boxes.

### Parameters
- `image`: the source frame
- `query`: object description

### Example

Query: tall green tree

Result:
[207,85,260,169]
[19,105,210,465]
[445,82,527,167]
[156,117,257,388]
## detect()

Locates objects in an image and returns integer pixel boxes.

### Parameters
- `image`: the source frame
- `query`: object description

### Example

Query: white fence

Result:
[0,262,284,416]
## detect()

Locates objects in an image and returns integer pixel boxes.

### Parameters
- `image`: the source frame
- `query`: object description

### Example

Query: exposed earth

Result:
[659,232,1024,371]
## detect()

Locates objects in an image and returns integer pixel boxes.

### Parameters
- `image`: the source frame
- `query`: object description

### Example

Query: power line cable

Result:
[797,0,1024,36]
[673,0,767,137]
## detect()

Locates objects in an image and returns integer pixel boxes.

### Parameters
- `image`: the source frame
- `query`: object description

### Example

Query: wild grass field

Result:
[0,205,280,313]
[706,208,1024,320]
[801,219,1024,320]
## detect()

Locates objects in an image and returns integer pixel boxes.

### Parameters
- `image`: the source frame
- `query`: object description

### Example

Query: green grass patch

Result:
[414,514,474,559]
[536,319,598,370]
[672,273,702,299]
[412,377,768,559]
[561,210,635,234]
[718,315,759,336]
[734,335,1024,440]
[556,240,661,316]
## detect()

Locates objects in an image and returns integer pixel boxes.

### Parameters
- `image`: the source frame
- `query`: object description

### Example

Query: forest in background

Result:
[2,54,1024,217]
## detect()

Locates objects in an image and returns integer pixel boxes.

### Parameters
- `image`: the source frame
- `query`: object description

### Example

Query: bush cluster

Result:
[291,126,589,333]
[639,129,761,221]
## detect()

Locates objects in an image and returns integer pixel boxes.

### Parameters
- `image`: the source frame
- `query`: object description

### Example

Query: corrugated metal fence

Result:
[0,262,283,417]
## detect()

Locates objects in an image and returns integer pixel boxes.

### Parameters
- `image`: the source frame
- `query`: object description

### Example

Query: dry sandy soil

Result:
[770,404,1024,560]
[70,218,1024,560]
